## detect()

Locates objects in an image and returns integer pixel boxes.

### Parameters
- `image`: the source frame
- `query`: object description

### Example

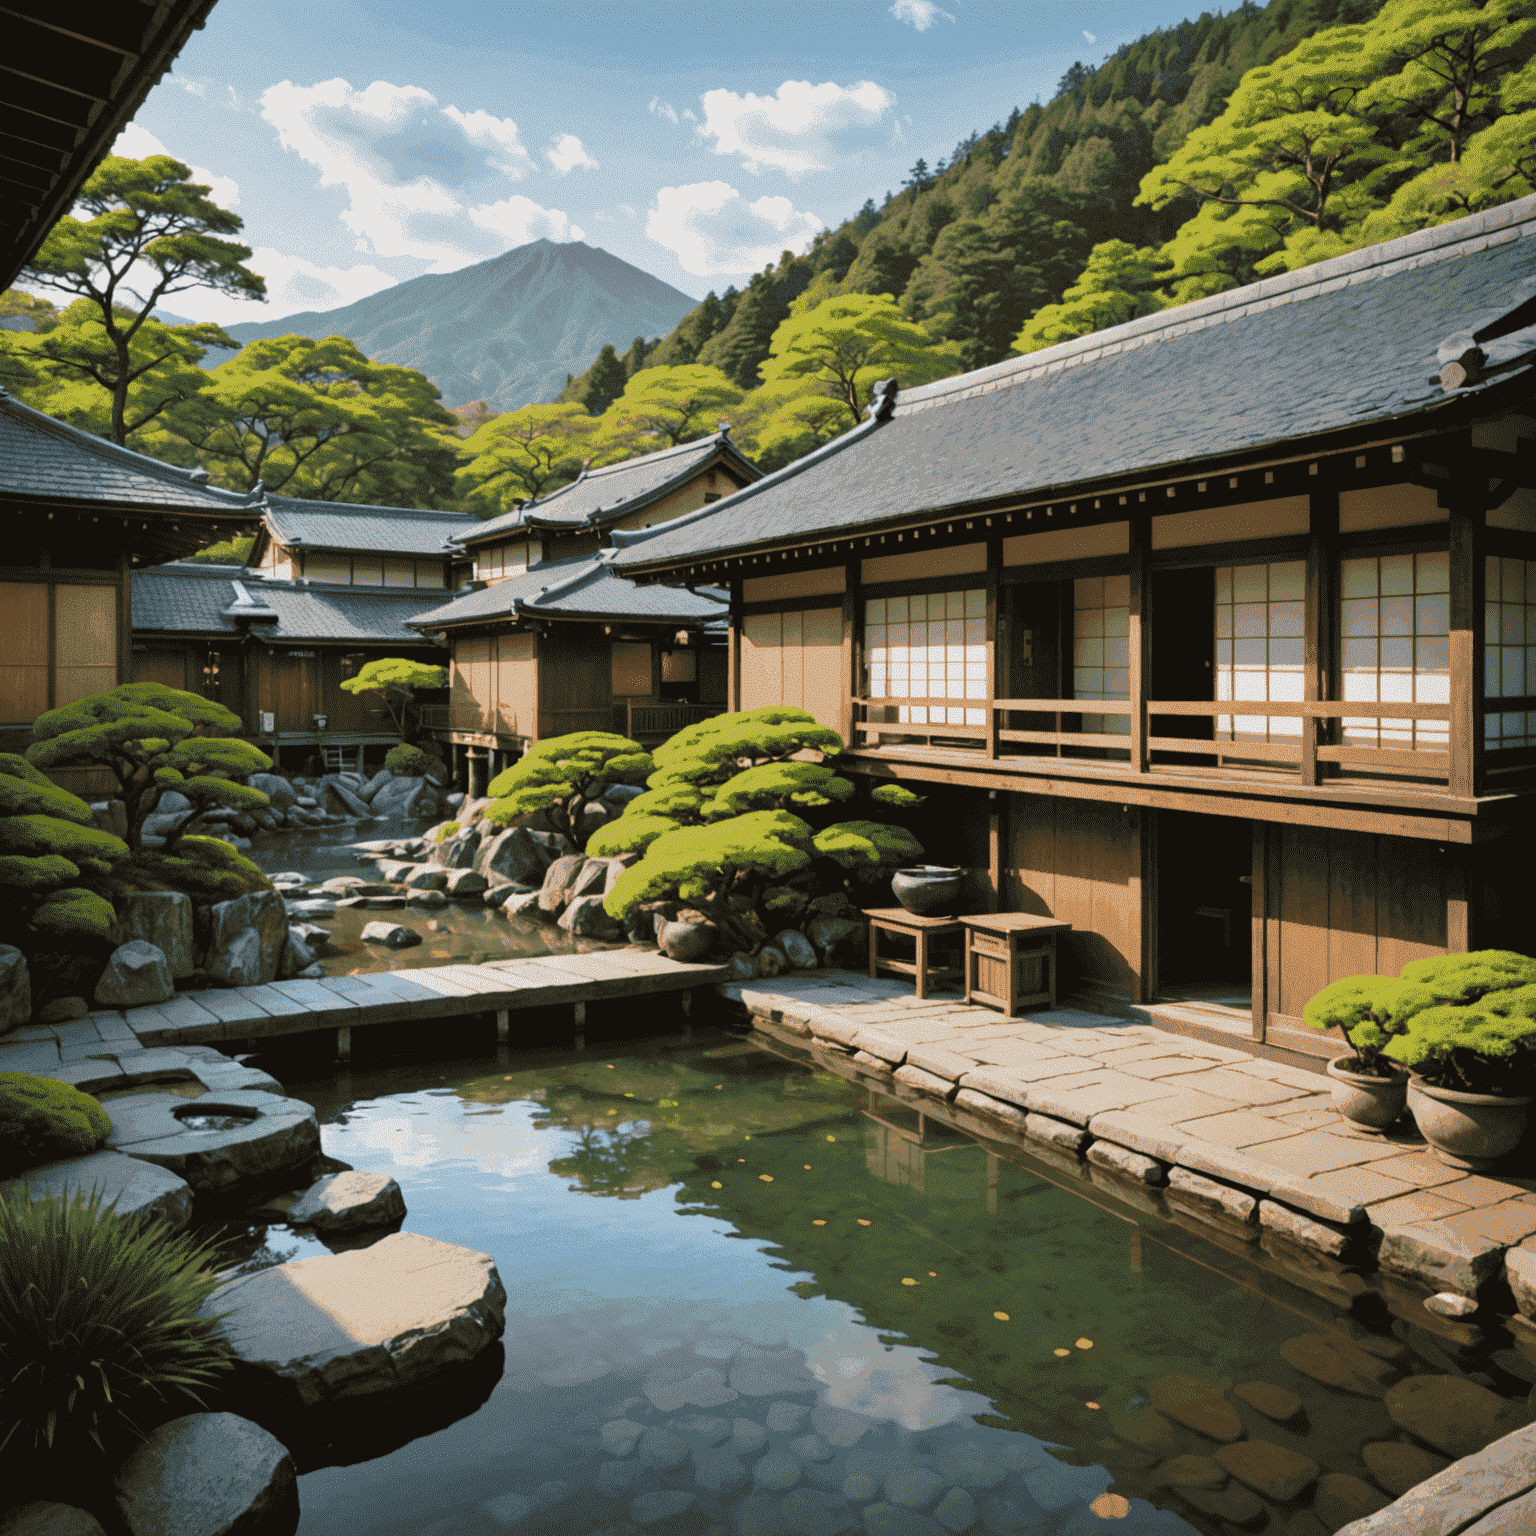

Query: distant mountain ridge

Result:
[216,240,699,412]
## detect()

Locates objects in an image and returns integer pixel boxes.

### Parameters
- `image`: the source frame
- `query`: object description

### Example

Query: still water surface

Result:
[231,1033,1536,1536]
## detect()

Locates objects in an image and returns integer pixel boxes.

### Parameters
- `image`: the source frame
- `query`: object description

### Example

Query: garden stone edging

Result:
[203,1230,507,1408]
[112,1412,298,1536]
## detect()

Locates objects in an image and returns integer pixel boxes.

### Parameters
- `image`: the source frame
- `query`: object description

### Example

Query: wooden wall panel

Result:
[131,645,190,691]
[495,632,536,738]
[739,605,843,732]
[801,606,844,731]
[1376,836,1447,977]
[54,584,117,707]
[0,582,48,722]
[450,638,490,732]
[741,613,783,708]
[538,627,611,737]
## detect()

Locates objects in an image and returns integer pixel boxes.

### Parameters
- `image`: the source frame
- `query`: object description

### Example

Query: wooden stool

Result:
[865,908,964,999]
[960,913,1072,1016]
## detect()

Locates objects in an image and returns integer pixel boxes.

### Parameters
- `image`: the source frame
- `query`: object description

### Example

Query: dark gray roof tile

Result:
[263,495,477,556]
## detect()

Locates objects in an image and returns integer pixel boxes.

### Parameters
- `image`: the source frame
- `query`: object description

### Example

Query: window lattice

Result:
[1215,561,1304,742]
[864,589,986,726]
[1340,551,1449,750]
[1485,554,1536,749]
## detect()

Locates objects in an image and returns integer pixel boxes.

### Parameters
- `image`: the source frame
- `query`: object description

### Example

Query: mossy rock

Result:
[0,1072,111,1176]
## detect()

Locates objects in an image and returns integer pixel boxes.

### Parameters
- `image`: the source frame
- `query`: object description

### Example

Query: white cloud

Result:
[546,133,598,174]
[698,79,896,177]
[646,181,821,277]
[259,77,576,272]
[1083,29,1098,43]
[891,0,954,32]
[112,122,242,210]
[649,96,680,124]
[159,246,397,326]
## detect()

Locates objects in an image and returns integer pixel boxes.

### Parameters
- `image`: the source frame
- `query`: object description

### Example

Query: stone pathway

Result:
[719,972,1536,1319]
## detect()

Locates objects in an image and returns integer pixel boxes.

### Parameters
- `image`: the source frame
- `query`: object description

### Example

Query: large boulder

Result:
[774,930,819,970]
[430,827,481,870]
[94,941,175,1009]
[205,1231,507,1407]
[658,920,715,963]
[443,868,487,898]
[400,865,447,891]
[204,891,289,988]
[279,930,319,978]
[113,891,195,979]
[0,1504,107,1536]
[357,768,393,803]
[370,775,430,817]
[0,945,29,1034]
[806,916,866,968]
[154,790,193,815]
[247,772,296,810]
[319,775,371,818]
[113,1413,297,1536]
[0,1149,193,1234]
[475,826,552,888]
[537,854,587,916]
[289,1170,406,1234]
[558,896,624,940]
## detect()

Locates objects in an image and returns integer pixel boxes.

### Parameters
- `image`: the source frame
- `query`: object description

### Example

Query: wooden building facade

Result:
[609,198,1536,1065]
[412,432,758,789]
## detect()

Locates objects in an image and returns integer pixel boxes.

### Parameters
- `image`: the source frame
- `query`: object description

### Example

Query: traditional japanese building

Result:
[410,431,759,789]
[0,389,266,794]
[608,197,1536,1065]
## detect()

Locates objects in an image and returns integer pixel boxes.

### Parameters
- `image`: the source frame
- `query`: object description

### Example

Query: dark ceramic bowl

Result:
[890,865,965,916]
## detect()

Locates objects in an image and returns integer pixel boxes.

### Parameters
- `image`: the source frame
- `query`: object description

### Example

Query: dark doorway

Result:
[1150,567,1214,763]
[1000,579,1062,756]
[1156,810,1252,994]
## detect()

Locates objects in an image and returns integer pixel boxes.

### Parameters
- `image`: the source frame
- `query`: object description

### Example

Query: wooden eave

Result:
[0,489,259,564]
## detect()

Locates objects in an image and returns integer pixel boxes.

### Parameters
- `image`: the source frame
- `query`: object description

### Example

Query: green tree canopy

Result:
[1014,241,1173,354]
[485,733,654,849]
[165,334,459,506]
[16,155,264,445]
[455,401,597,512]
[338,658,445,741]
[593,365,743,460]
[581,344,630,416]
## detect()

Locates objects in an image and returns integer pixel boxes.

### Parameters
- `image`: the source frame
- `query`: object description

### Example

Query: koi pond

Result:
[233,1030,1535,1536]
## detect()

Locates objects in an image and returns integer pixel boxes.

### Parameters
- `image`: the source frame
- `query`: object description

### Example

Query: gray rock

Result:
[154,789,193,815]
[370,775,431,817]
[365,895,407,910]
[754,1453,802,1491]
[139,811,187,840]
[106,1091,320,1194]
[248,772,297,809]
[280,931,318,979]
[315,876,377,895]
[287,899,338,917]
[732,1419,769,1455]
[91,798,130,841]
[757,946,787,978]
[934,1444,1004,1490]
[295,963,326,979]
[95,941,175,1009]
[504,892,542,920]
[774,930,819,970]
[444,867,488,898]
[37,995,88,1023]
[408,889,447,908]
[1424,1290,1480,1319]
[0,1150,193,1234]
[319,774,372,817]
[806,916,865,968]
[204,891,289,987]
[0,944,29,1033]
[638,1426,690,1470]
[767,1402,810,1433]
[400,864,447,891]
[358,768,393,803]
[475,825,552,888]
[601,1419,646,1457]
[537,854,587,915]
[843,1474,880,1503]
[113,1413,297,1536]
[0,1503,106,1536]
[861,1505,942,1536]
[631,1491,695,1527]
[789,1435,833,1463]
[559,895,624,940]
[659,920,714,962]
[727,952,758,981]
[289,1170,406,1234]
[933,1489,977,1534]
[360,921,422,948]
[603,783,645,808]
[205,1231,506,1407]
[885,1468,945,1509]
[576,801,613,845]
[445,790,466,808]
[693,1448,749,1494]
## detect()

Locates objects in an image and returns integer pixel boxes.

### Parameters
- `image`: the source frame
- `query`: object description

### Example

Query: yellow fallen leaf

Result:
[1085,1401,1101,1411]
[737,1157,746,1163]
[812,1219,827,1226]
[1054,1349,1071,1357]
[901,1278,918,1287]
[624,1092,635,1098]
[759,1175,774,1183]
[856,1218,872,1227]
[711,1181,722,1189]
[1076,1338,1094,1350]
[503,1075,512,1080]
[744,1135,751,1140]
[803,1164,812,1170]
[1090,1493,1130,1519]
[826,1135,836,1142]
[994,1311,1010,1322]
[607,1109,617,1116]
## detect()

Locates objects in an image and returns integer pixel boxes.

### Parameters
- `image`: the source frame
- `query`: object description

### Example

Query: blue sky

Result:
[119,0,1204,326]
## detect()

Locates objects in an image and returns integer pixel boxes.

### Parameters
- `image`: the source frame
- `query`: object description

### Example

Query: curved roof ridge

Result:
[263,493,470,520]
[897,191,1536,415]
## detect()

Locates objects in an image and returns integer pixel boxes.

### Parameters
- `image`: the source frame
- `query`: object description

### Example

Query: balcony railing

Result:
[626,701,726,743]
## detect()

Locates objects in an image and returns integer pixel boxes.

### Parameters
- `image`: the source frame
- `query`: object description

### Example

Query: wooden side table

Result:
[865,907,964,999]
[959,913,1072,1016]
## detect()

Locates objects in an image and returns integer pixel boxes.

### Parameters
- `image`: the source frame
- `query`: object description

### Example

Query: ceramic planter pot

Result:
[890,866,965,917]
[1325,1057,1409,1132]
[1407,1077,1533,1169]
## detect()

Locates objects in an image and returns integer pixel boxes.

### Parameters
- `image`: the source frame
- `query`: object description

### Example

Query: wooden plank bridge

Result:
[94,949,729,1060]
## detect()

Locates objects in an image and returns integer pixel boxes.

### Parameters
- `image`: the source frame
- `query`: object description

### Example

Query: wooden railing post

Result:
[1303,485,1338,787]
[986,538,1002,759]
[1128,514,1149,773]
[1449,486,1487,799]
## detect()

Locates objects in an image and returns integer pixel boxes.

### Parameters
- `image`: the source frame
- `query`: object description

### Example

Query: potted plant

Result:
[1380,956,1536,1168]
[1302,975,1415,1130]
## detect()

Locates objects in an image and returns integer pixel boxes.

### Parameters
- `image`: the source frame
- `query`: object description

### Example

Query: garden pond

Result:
[216,1028,1536,1536]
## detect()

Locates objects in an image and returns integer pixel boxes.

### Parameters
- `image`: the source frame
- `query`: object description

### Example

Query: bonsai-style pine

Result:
[604,810,815,953]
[339,658,444,742]
[384,743,444,780]
[484,733,653,850]
[0,754,127,955]
[703,761,857,821]
[1382,987,1536,1096]
[647,707,844,795]
[129,835,272,904]
[811,820,925,890]
[25,683,273,854]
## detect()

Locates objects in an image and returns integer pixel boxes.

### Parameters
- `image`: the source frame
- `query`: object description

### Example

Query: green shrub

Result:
[434,821,461,842]
[384,743,435,778]
[0,1188,233,1467]
[0,1074,111,1177]
[484,732,653,848]
[127,836,272,903]
[1383,982,1536,1095]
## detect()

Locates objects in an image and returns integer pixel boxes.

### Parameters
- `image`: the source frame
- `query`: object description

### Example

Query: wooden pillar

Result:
[1128,515,1149,773]
[1251,822,1269,1042]
[1446,847,1472,954]
[1127,805,1153,1004]
[117,552,132,686]
[1448,489,1487,800]
[335,1025,351,1062]
[985,538,1002,759]
[987,791,1005,913]
[724,580,743,712]
[573,998,586,1051]
[1303,487,1338,787]
[496,1008,509,1042]
[840,560,859,749]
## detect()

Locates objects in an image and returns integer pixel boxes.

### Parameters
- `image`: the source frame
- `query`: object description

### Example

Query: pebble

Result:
[637,1426,689,1469]
[1279,1334,1399,1398]
[693,1448,748,1495]
[1423,1292,1478,1319]
[1216,1440,1320,1502]
[1232,1381,1303,1424]
[933,1487,978,1533]
[885,1468,945,1509]
[1148,1374,1244,1441]
[1312,1472,1392,1530]
[631,1490,695,1527]
[754,1452,803,1491]
[789,1434,833,1463]
[1157,1455,1226,1489]
[1361,1439,1451,1497]
[767,1401,811,1433]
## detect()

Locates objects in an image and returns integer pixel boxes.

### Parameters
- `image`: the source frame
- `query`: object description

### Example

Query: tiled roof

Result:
[408,552,725,630]
[460,430,760,543]
[612,196,1536,572]
[263,495,478,556]
[0,389,265,514]
[132,563,448,646]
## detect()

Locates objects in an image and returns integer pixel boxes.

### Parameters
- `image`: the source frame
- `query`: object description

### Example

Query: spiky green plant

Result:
[0,1189,234,1467]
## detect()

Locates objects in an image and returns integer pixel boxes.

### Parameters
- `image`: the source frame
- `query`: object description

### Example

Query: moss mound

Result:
[127,836,272,903]
[0,1073,111,1176]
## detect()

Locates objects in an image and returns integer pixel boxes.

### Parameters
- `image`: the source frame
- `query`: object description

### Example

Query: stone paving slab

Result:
[718,971,1536,1315]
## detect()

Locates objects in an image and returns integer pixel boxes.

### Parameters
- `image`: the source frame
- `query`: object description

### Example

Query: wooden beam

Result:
[728,577,742,712]
[1128,514,1149,773]
[1302,486,1338,787]
[1128,804,1152,1003]
[1448,488,1486,799]
[986,537,1001,760]
[1251,822,1268,1042]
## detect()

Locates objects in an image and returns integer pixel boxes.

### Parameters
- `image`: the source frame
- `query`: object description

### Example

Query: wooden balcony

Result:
[625,700,726,744]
